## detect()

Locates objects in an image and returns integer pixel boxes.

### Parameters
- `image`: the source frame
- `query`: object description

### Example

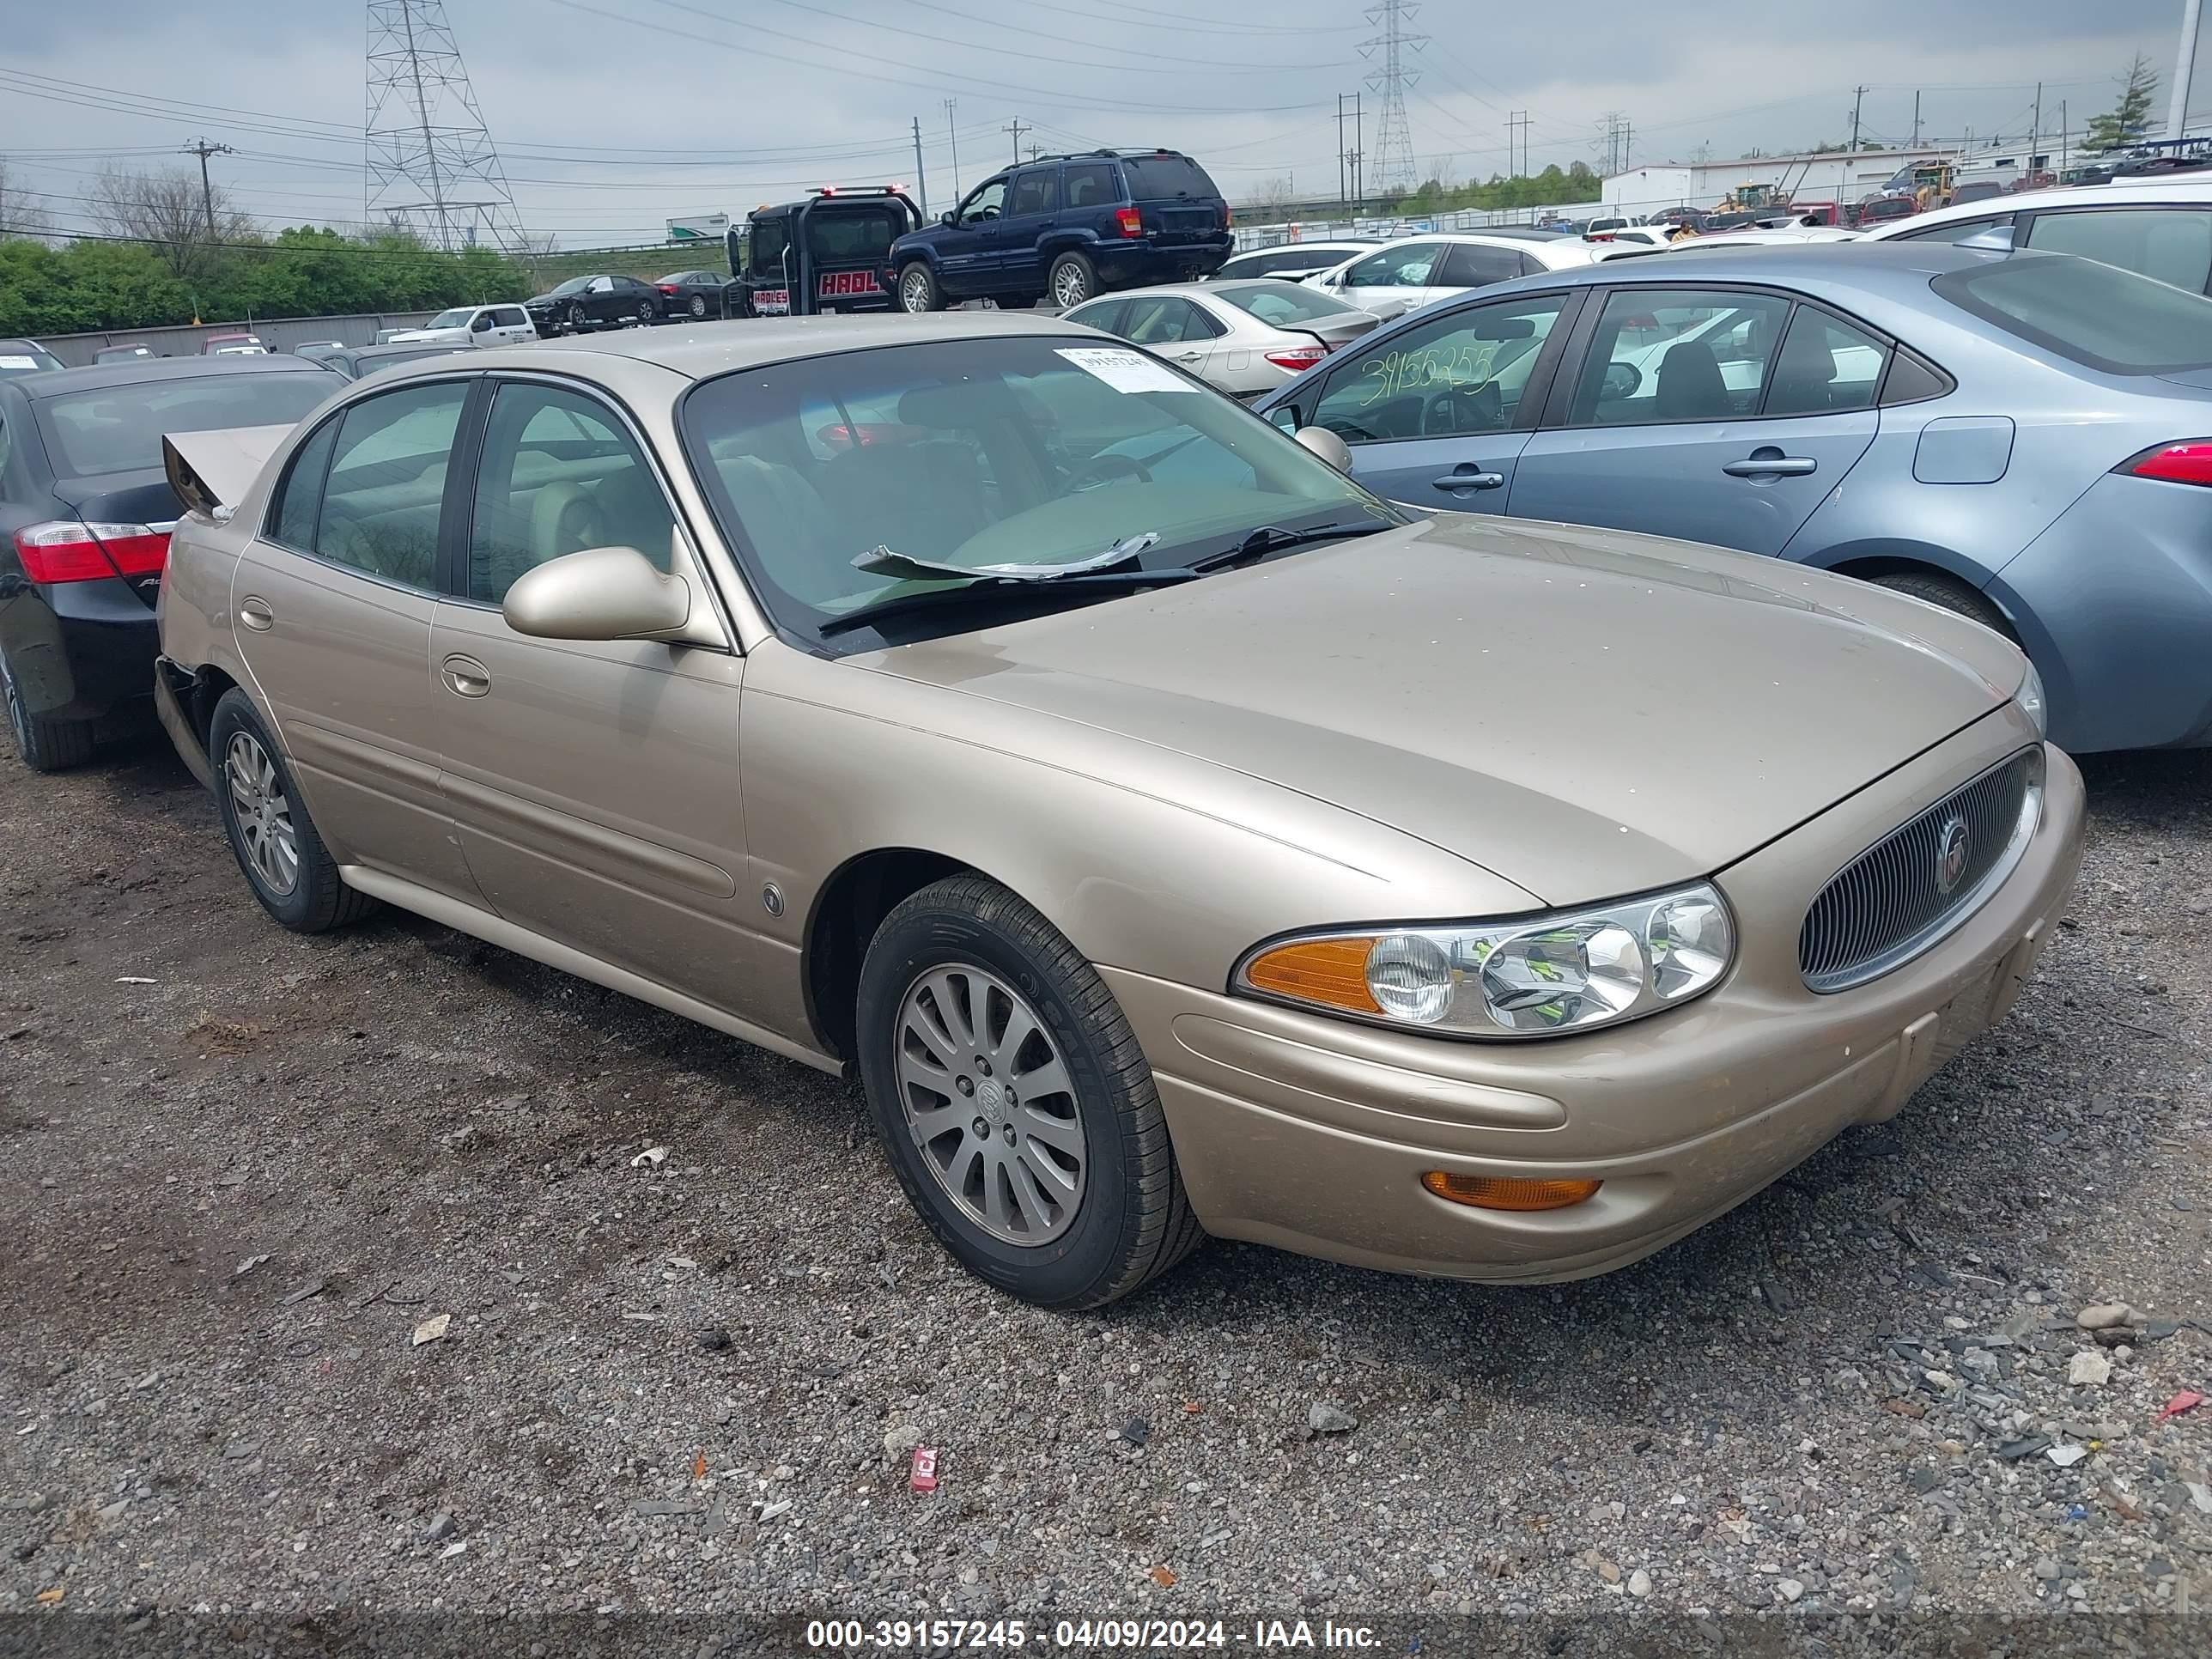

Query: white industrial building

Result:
[1598,145,2059,218]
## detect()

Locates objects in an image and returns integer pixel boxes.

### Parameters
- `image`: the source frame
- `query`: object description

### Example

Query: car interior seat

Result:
[1653,340,1731,420]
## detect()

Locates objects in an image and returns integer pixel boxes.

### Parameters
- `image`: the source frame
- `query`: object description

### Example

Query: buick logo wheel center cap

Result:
[1935,815,1971,896]
[975,1079,1007,1121]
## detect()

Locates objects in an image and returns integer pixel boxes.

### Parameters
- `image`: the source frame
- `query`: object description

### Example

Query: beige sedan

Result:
[153,314,2082,1308]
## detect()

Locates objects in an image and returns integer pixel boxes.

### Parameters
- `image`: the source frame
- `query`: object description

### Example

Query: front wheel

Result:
[855,876,1204,1309]
[897,262,943,313]
[210,689,375,933]
[688,294,708,319]
[1048,251,1097,308]
[566,301,588,333]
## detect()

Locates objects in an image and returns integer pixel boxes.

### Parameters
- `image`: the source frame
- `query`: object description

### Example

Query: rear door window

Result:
[1120,154,1219,202]
[2020,207,2212,293]
[1008,169,1060,217]
[1894,215,2013,245]
[1762,307,1891,416]
[313,380,469,589]
[1437,242,1527,288]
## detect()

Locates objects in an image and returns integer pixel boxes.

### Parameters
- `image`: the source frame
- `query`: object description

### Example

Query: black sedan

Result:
[0,338,66,379]
[0,356,340,770]
[523,273,663,335]
[293,341,471,380]
[653,269,730,320]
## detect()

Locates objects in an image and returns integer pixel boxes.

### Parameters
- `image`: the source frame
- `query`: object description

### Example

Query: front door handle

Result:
[1723,454,1817,477]
[238,596,274,631]
[1432,470,1505,492]
[441,653,490,698]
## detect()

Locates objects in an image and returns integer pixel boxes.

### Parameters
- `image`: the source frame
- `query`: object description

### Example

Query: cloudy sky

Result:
[0,0,2198,249]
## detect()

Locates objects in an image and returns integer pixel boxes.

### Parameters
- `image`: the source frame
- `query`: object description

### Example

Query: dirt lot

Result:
[2,729,2208,1626]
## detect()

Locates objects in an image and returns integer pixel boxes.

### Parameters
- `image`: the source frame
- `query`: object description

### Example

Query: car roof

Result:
[1228,240,1376,256]
[1863,173,2212,238]
[1504,238,1997,295]
[1,337,57,353]
[398,310,1098,383]
[3,352,338,400]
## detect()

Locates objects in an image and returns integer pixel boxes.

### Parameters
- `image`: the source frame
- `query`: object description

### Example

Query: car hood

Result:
[865,514,2018,904]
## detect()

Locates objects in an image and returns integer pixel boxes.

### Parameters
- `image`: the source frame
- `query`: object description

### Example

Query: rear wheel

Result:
[897,262,944,313]
[1,653,94,773]
[1048,252,1098,308]
[1870,569,2017,641]
[210,689,374,933]
[855,875,1204,1309]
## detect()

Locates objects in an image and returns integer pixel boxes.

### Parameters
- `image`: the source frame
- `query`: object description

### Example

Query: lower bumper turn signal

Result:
[1421,1172,1601,1212]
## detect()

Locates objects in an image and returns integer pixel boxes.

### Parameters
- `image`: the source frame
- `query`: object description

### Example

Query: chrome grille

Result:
[1799,748,2041,994]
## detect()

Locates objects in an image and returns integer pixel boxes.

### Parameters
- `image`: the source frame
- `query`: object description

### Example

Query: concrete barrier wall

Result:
[33,311,444,367]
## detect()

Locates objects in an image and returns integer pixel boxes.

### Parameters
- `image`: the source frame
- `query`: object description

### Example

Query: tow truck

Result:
[725,185,925,319]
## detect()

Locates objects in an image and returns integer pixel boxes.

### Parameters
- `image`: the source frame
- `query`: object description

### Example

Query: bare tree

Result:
[0,160,49,239]
[1246,176,1296,213]
[86,165,257,281]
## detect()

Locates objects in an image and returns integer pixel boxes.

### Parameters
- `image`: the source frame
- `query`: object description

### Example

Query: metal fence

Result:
[32,310,444,367]
[1231,206,1571,252]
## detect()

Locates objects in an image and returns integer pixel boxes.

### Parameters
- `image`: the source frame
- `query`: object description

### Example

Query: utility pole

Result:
[1509,110,1530,178]
[1337,94,1348,205]
[1911,90,1921,148]
[944,99,960,199]
[910,116,928,218]
[1849,84,1868,153]
[2061,100,2069,172]
[2032,82,2043,167]
[2170,0,2203,141]
[179,137,234,236]
[1004,118,1030,164]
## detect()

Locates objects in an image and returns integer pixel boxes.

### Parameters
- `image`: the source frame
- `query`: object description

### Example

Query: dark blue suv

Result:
[890,149,1231,313]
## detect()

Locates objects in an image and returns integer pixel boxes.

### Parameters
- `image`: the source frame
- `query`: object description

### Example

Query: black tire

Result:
[566,300,588,333]
[1048,251,1098,308]
[208,688,375,934]
[1871,569,2018,641]
[855,876,1204,1310]
[1,653,94,773]
[896,261,944,313]
[688,293,708,319]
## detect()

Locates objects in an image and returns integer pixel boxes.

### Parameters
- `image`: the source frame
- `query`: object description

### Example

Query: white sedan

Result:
[1302,231,1598,319]
[1060,279,1384,400]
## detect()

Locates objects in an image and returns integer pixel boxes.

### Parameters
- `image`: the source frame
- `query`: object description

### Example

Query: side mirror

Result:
[471,314,492,331]
[503,545,697,643]
[940,211,957,227]
[1292,426,1353,472]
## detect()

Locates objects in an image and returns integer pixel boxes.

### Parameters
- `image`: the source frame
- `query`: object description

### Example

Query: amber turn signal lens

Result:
[1243,936,1380,1014]
[1420,1172,1602,1212]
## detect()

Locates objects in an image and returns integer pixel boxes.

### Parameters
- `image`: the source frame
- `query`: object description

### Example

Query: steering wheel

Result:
[1066,453,1153,491]
[1421,380,1503,435]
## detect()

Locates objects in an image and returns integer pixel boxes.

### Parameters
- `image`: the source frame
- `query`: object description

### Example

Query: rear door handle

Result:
[238,596,274,631]
[441,653,490,698]
[1170,351,1205,363]
[1723,455,1817,477]
[1432,471,1505,492]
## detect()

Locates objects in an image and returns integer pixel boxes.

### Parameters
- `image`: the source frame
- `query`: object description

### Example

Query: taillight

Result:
[2122,440,2212,485]
[14,521,170,584]
[1115,206,1144,238]
[1218,202,1231,228]
[658,283,678,295]
[1264,345,1328,373]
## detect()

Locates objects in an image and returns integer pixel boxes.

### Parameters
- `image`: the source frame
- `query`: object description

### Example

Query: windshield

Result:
[1933,252,2212,374]
[424,308,474,330]
[550,277,593,297]
[37,370,337,478]
[1214,281,1363,326]
[748,216,790,277]
[807,209,901,263]
[679,335,1391,645]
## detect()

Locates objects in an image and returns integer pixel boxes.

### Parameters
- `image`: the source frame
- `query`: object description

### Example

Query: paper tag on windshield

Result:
[1054,346,1196,394]
[0,355,38,370]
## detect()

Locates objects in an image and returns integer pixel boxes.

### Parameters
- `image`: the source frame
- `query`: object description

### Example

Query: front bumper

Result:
[1108,718,2084,1283]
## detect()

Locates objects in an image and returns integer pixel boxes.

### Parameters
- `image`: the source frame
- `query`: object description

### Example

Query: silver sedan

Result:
[1060,279,1382,400]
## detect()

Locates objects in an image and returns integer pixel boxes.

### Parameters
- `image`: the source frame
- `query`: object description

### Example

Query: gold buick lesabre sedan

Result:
[153,314,2082,1308]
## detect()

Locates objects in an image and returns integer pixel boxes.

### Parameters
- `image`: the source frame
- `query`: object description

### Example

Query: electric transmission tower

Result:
[364,0,524,252]
[1358,0,1426,194]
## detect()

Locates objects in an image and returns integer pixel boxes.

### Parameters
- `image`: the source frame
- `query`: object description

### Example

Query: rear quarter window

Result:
[1120,155,1220,202]
[1933,252,2212,374]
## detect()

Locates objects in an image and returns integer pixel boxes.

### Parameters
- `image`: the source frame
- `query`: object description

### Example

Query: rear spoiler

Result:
[161,424,295,520]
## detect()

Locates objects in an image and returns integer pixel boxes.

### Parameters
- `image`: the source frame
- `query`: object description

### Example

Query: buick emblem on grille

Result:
[1935,815,1971,896]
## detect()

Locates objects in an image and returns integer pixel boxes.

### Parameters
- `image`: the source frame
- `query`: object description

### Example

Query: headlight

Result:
[1237,883,1735,1040]
[2016,659,2048,740]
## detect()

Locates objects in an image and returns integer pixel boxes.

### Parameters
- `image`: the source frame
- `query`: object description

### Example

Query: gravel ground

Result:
[1,729,2208,1629]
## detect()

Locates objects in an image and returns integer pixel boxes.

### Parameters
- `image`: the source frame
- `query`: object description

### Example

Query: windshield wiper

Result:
[817,565,1198,639]
[854,532,1159,583]
[1184,520,1393,574]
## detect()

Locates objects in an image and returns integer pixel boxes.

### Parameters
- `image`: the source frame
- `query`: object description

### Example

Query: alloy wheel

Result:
[225,731,300,896]
[1052,262,1090,307]
[894,964,1086,1245]
[900,268,933,313]
[690,294,708,318]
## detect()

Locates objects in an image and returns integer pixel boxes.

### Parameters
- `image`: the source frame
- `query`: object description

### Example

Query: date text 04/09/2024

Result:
[801,1619,1382,1650]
